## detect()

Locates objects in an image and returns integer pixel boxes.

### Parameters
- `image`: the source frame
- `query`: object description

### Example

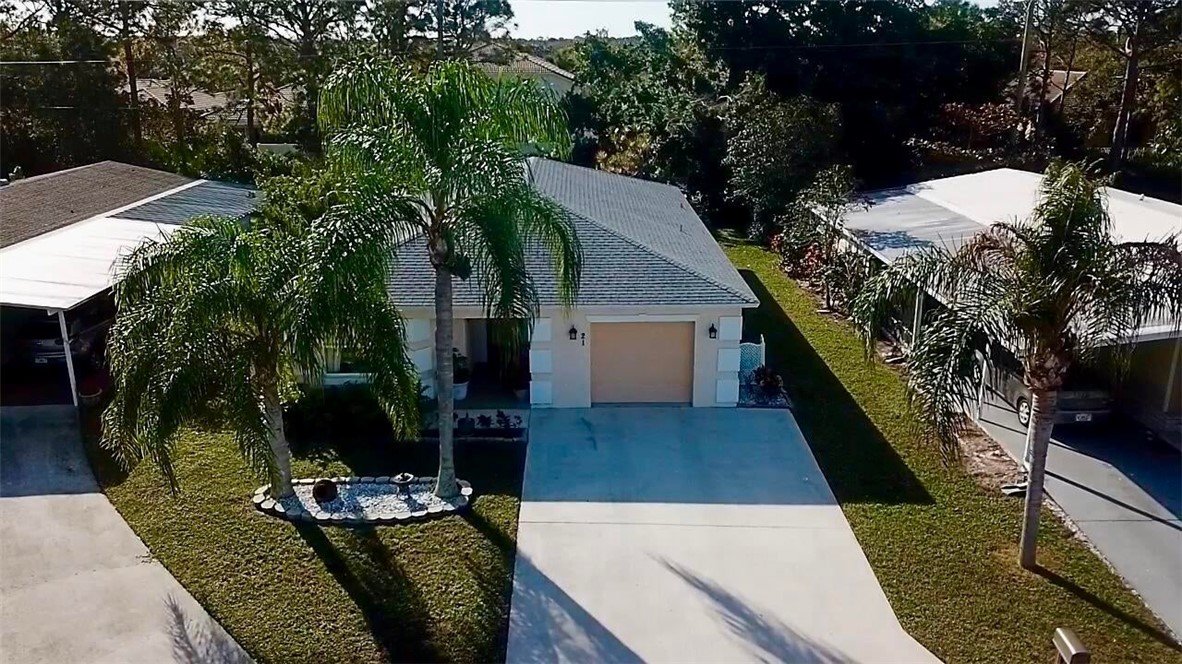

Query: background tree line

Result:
[547,0,1179,236]
[2,0,1178,218]
[0,0,514,179]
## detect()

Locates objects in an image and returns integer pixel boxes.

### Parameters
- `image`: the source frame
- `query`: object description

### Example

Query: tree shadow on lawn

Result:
[288,432,526,662]
[1033,565,1182,652]
[739,270,931,506]
[295,523,442,663]
[460,509,519,660]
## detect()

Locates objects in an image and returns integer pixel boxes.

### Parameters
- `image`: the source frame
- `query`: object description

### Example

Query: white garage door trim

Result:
[586,314,699,323]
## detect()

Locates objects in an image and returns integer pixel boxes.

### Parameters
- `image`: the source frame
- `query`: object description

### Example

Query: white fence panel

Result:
[739,335,766,384]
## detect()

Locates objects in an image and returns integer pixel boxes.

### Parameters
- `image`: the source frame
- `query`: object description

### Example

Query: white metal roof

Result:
[0,177,257,312]
[0,215,182,310]
[841,168,1182,344]
[906,168,1182,243]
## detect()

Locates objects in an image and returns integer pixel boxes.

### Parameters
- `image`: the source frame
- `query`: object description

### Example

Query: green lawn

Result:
[725,242,1181,664]
[86,417,524,663]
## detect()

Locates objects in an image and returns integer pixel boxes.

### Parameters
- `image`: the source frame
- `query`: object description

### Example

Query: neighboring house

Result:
[388,158,759,407]
[473,47,576,95]
[837,168,1181,444]
[122,78,297,132]
[0,161,255,405]
[1041,69,1086,107]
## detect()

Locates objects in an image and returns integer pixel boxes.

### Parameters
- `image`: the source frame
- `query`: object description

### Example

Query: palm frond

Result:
[103,216,277,490]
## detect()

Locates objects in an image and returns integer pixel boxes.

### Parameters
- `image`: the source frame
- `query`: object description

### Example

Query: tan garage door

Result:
[590,322,694,404]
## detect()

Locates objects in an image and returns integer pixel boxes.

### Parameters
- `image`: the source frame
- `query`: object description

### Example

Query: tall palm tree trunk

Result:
[1109,38,1139,171]
[263,381,294,498]
[122,37,142,148]
[1019,389,1058,569]
[245,47,257,146]
[434,266,459,499]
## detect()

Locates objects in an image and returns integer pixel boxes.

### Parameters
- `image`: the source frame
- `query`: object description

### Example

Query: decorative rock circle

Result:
[253,474,473,527]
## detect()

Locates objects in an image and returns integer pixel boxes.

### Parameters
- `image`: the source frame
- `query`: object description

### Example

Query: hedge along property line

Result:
[724,243,1182,664]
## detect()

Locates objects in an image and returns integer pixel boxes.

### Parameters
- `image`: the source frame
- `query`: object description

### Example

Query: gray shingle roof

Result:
[118,180,258,224]
[387,159,757,308]
[0,162,193,248]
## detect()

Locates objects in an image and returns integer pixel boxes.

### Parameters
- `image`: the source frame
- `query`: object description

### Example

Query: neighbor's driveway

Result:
[977,393,1182,639]
[0,406,250,664]
[507,407,937,664]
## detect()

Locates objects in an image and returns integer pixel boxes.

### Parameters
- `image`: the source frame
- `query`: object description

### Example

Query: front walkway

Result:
[0,406,251,664]
[977,394,1182,639]
[507,407,937,663]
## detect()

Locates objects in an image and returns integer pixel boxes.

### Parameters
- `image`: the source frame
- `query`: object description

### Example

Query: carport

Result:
[836,168,1182,442]
[0,163,257,407]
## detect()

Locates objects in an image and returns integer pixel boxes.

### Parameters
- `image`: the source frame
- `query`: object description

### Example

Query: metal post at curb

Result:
[1052,627,1090,664]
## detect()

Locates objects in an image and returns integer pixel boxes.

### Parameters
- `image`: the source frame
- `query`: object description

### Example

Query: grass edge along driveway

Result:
[725,242,1181,664]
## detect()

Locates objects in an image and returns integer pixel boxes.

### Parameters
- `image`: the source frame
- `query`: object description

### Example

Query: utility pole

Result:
[1014,0,1036,114]
[436,0,444,59]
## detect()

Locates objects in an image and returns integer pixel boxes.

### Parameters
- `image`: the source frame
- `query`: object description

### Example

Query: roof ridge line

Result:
[2,161,105,187]
[569,209,755,303]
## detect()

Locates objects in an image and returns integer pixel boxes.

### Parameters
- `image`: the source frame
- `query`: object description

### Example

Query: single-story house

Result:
[0,161,255,405]
[388,158,759,408]
[473,47,576,95]
[1,158,758,410]
[838,167,1181,443]
[122,79,298,138]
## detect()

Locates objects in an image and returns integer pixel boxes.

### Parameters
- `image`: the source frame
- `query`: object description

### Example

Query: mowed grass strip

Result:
[725,242,1181,664]
[90,425,525,664]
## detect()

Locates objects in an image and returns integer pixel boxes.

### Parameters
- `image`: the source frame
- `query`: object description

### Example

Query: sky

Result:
[508,0,1000,40]
[510,1,673,39]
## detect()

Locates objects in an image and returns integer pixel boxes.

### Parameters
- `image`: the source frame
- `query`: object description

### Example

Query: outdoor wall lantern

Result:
[708,323,718,339]
[569,325,579,341]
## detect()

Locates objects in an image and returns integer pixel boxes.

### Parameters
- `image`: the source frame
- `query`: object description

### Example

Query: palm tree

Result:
[318,59,583,500]
[852,161,1182,569]
[102,185,422,498]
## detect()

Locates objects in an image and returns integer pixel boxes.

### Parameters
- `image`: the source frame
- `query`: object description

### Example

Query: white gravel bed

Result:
[252,476,473,525]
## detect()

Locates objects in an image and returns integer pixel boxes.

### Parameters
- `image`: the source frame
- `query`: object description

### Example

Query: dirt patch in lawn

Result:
[958,421,1025,492]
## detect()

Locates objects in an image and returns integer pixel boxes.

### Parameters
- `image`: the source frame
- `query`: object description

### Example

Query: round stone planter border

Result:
[252,476,474,527]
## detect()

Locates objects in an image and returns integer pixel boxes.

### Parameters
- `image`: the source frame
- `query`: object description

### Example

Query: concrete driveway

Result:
[507,407,937,664]
[977,394,1182,639]
[0,406,250,664]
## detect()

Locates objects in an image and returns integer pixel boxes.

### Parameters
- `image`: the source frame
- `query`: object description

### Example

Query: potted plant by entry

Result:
[453,349,471,401]
[78,372,109,407]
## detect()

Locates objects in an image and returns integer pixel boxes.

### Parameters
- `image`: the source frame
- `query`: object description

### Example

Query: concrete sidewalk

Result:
[507,408,938,664]
[0,406,251,664]
[977,394,1182,640]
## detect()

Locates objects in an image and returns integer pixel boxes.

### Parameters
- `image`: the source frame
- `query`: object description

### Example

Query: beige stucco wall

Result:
[403,304,748,408]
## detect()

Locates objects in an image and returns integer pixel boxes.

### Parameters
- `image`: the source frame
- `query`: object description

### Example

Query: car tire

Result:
[1016,397,1031,428]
